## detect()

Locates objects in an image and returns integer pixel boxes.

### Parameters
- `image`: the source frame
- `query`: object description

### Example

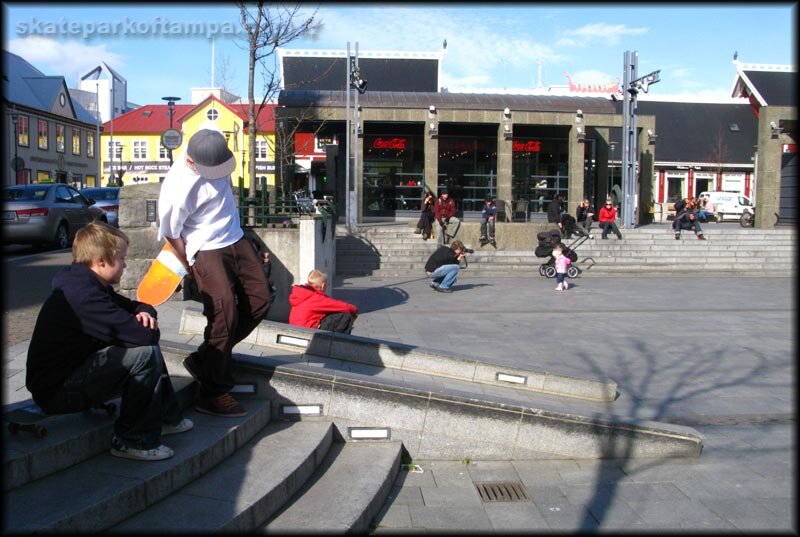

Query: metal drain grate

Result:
[475,481,531,502]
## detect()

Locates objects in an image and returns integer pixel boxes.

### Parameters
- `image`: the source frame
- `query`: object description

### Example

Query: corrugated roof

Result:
[279,90,616,114]
[629,101,757,164]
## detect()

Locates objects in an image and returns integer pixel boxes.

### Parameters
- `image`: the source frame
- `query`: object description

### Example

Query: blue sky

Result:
[3,3,796,106]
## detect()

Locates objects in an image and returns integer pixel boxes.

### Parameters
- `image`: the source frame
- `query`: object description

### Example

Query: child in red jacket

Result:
[288,269,358,333]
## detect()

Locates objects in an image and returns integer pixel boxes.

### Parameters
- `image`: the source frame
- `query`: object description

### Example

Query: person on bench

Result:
[289,269,358,334]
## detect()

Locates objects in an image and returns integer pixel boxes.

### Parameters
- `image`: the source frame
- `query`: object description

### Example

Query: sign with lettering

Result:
[371,137,407,150]
[161,129,183,150]
[512,140,542,152]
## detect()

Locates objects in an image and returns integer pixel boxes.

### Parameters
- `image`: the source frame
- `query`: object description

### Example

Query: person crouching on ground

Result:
[26,221,192,462]
[424,239,467,293]
[289,269,358,334]
[553,243,572,291]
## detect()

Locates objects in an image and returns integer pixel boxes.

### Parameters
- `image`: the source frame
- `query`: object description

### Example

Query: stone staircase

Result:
[2,350,401,534]
[336,223,797,277]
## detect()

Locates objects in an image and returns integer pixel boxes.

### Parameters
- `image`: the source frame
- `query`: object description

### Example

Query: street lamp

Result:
[162,96,181,166]
[345,42,366,230]
[620,50,660,228]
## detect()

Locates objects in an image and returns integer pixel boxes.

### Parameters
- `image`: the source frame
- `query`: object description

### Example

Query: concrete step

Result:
[110,420,334,532]
[178,307,618,402]
[263,441,402,533]
[3,360,195,492]
[3,399,271,532]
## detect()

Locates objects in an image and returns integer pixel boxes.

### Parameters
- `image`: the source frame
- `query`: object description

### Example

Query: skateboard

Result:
[4,402,117,439]
[137,242,188,306]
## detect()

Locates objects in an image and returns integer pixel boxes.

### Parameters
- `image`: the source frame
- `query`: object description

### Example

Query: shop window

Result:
[56,124,65,153]
[362,133,425,215]
[38,119,48,150]
[666,176,684,202]
[37,170,51,182]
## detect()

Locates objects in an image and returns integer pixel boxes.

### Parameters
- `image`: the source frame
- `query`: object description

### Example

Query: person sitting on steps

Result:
[479,195,497,247]
[288,269,358,334]
[598,200,623,240]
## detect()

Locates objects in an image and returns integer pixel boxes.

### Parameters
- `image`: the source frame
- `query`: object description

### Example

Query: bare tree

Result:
[709,126,728,191]
[236,2,320,223]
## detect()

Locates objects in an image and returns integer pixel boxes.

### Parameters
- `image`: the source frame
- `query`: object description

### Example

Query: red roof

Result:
[102,94,276,134]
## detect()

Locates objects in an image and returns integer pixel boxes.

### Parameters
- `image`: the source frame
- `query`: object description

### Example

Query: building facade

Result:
[3,51,100,188]
[99,94,276,189]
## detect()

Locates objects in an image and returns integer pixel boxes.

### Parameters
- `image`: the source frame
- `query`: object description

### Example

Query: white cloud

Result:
[557,23,648,47]
[6,36,125,85]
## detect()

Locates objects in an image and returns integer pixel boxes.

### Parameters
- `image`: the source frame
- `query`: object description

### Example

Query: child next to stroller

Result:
[534,230,578,278]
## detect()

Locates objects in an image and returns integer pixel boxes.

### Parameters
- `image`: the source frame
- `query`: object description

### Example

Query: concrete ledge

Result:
[228,355,703,460]
[179,307,617,402]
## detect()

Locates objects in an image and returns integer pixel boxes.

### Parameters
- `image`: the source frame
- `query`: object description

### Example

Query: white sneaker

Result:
[110,435,174,461]
[555,286,563,291]
[162,417,194,436]
[563,283,569,290]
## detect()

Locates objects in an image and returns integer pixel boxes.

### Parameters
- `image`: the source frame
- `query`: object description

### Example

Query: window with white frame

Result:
[107,140,122,160]
[206,108,219,121]
[133,140,148,160]
[159,145,168,159]
[255,140,268,159]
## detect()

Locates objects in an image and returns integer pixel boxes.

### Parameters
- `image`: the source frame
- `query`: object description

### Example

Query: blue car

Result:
[80,187,120,228]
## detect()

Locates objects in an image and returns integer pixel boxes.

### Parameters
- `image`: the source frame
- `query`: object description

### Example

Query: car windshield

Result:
[2,187,49,201]
[82,189,119,201]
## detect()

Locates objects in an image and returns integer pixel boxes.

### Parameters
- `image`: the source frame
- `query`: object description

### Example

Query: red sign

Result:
[512,140,542,152]
[372,137,407,150]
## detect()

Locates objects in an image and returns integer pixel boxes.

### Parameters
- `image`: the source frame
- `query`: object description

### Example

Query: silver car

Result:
[80,187,121,227]
[2,184,106,249]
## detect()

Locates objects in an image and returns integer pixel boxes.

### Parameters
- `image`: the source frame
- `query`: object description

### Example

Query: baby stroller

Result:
[534,230,583,279]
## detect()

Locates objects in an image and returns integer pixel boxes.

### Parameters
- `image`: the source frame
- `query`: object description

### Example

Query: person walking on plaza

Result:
[158,126,271,418]
[598,200,623,240]
[434,188,459,245]
[26,222,192,461]
[553,243,572,291]
[424,239,468,293]
[479,195,497,247]
[289,269,358,334]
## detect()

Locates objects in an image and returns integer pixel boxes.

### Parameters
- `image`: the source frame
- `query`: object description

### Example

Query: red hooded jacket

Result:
[288,284,358,329]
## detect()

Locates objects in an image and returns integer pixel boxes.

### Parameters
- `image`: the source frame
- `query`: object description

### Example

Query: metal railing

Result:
[236,178,336,228]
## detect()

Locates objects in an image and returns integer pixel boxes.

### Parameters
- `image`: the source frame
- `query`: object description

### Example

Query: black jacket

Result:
[576,203,594,222]
[425,246,459,272]
[547,199,562,223]
[26,262,159,401]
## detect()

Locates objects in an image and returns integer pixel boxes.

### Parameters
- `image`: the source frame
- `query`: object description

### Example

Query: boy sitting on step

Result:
[26,221,193,462]
[289,269,358,334]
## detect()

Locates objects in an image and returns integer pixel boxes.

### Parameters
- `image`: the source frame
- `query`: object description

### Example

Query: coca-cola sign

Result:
[512,140,542,152]
[371,137,407,150]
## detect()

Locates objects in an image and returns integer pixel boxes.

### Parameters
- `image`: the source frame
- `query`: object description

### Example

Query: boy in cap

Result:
[158,126,271,417]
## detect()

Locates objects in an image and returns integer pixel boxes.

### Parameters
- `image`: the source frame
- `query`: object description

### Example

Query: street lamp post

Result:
[162,96,181,167]
[621,50,660,228]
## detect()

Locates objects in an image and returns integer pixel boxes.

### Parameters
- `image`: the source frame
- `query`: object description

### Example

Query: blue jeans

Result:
[430,264,460,289]
[37,344,181,450]
[480,217,495,239]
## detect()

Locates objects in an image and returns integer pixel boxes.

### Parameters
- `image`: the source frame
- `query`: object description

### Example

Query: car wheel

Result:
[54,222,70,249]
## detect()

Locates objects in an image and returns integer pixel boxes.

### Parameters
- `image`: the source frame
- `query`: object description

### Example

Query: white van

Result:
[698,191,754,221]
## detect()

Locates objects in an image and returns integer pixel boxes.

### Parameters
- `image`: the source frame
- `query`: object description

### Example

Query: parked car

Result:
[2,184,106,249]
[80,187,120,227]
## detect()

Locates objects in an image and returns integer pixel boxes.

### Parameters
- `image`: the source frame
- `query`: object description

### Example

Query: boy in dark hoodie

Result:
[288,269,358,334]
[26,221,192,462]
